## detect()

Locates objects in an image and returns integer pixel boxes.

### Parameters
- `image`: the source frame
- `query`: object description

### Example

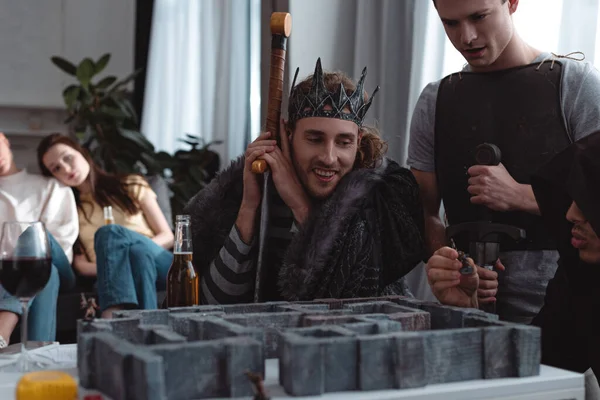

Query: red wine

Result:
[0,257,51,299]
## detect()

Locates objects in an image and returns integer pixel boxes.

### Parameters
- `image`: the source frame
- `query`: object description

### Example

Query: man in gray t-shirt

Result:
[408,0,600,324]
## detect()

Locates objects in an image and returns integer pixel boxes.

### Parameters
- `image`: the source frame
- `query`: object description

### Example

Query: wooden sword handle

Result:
[251,12,292,174]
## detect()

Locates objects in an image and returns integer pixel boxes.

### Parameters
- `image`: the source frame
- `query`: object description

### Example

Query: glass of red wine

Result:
[0,221,52,371]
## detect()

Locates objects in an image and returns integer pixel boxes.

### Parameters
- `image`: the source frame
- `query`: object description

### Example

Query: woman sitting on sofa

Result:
[37,134,174,318]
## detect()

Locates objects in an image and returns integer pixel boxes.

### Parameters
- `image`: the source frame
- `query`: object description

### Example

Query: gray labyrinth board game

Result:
[77,296,541,400]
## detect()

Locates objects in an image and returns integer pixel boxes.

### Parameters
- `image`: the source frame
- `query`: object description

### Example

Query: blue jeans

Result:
[0,232,75,341]
[94,225,172,311]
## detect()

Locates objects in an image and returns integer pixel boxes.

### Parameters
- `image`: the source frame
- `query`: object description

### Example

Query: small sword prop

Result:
[251,12,292,302]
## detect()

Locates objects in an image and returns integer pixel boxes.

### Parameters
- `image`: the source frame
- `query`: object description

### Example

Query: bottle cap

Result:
[103,206,113,220]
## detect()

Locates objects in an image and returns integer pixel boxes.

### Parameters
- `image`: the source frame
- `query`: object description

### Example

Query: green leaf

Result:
[188,165,207,185]
[190,151,214,163]
[121,98,138,124]
[155,151,174,162]
[114,152,138,168]
[76,58,96,89]
[96,76,117,89]
[77,88,94,108]
[107,97,138,124]
[140,151,160,171]
[79,109,97,125]
[62,85,81,109]
[119,128,155,152]
[155,153,180,171]
[161,160,181,171]
[98,95,119,110]
[174,152,194,161]
[114,159,133,173]
[112,102,133,120]
[75,132,88,142]
[98,106,127,119]
[82,134,96,148]
[51,56,77,76]
[109,68,143,92]
[94,53,111,75]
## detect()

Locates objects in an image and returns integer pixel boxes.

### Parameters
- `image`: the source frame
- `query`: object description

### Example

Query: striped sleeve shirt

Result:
[201,198,295,304]
[201,225,256,304]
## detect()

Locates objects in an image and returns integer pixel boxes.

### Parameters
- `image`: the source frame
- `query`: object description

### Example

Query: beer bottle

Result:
[103,206,114,225]
[165,214,200,307]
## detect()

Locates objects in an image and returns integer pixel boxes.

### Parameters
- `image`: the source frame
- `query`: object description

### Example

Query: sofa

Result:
[9,173,175,345]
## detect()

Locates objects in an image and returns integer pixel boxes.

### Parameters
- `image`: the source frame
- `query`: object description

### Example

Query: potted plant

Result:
[156,134,221,217]
[51,54,159,174]
[52,54,222,215]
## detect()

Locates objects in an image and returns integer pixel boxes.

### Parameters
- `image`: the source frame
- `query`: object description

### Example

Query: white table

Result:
[235,359,585,400]
[0,348,585,400]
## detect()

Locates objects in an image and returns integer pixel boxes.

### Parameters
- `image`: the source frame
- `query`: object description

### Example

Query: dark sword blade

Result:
[473,241,498,314]
[253,170,271,302]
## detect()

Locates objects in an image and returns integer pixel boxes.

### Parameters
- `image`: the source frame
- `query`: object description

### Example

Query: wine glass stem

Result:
[20,300,28,358]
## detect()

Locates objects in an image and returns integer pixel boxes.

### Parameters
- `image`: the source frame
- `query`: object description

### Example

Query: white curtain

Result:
[141,0,252,164]
[351,0,416,164]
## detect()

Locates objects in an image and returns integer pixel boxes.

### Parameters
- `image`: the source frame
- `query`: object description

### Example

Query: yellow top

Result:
[78,174,157,263]
[16,371,77,400]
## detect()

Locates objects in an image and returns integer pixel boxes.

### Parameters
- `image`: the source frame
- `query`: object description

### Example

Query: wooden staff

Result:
[251,12,291,173]
[253,12,292,302]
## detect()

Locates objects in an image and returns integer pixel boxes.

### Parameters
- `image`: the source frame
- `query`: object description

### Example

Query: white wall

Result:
[260,0,360,136]
[0,0,135,108]
[288,0,356,82]
[0,0,135,169]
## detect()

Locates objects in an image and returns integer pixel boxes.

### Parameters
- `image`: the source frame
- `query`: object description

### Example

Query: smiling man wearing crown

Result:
[184,58,426,304]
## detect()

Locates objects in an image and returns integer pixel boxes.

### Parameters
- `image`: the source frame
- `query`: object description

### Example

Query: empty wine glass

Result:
[0,221,52,372]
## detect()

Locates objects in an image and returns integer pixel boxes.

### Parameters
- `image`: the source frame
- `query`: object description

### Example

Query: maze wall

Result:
[77,296,541,400]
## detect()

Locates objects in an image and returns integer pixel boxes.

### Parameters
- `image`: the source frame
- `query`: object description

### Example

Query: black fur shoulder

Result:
[183,157,246,274]
[278,158,425,300]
